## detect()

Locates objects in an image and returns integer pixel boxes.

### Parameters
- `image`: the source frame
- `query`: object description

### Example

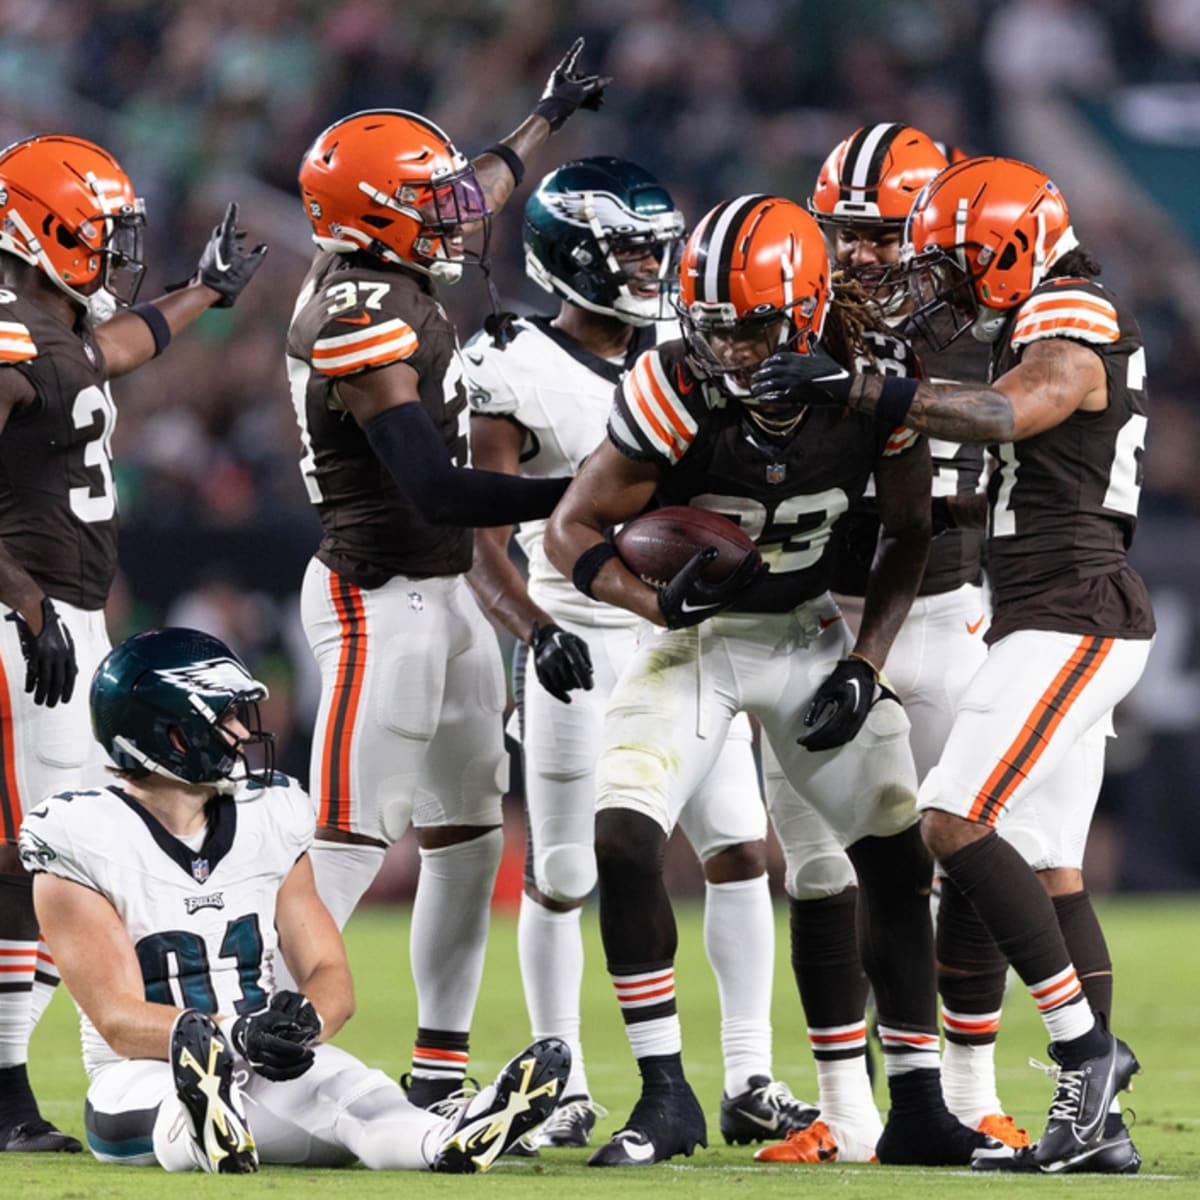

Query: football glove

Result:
[533,37,612,132]
[657,546,765,630]
[750,348,854,408]
[6,598,76,708]
[175,202,268,307]
[531,621,594,704]
[798,657,879,752]
[230,990,321,1082]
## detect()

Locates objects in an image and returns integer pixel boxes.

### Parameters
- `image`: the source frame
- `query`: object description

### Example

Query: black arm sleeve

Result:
[362,402,570,526]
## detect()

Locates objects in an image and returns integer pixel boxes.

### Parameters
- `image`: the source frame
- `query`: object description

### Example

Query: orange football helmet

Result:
[0,134,145,309]
[903,155,1078,349]
[677,195,830,398]
[298,109,489,283]
[810,123,948,232]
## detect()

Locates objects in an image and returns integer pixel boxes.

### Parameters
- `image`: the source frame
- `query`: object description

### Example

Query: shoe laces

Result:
[1046,1067,1086,1122]
[753,1079,813,1119]
[539,1096,608,1138]
[429,1080,480,1120]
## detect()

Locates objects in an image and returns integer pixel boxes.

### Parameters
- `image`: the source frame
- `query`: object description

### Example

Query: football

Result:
[614,505,760,589]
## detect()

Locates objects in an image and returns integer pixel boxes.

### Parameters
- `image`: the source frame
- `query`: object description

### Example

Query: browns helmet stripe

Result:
[840,122,905,202]
[693,194,768,303]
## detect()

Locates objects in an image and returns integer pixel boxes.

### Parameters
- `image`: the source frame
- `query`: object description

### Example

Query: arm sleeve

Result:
[362,402,569,527]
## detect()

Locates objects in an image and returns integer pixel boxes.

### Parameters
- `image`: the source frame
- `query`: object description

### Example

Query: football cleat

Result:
[587,1080,707,1166]
[976,1111,1031,1148]
[522,1094,607,1150]
[752,1117,879,1164]
[0,1118,82,1152]
[170,1009,257,1174]
[720,1076,819,1145]
[973,1122,1142,1176]
[1030,1034,1140,1170]
[432,1038,570,1174]
[877,1108,1011,1166]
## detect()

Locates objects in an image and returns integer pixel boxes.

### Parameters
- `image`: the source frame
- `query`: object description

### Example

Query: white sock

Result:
[28,938,58,1031]
[411,830,502,1033]
[814,1057,881,1134]
[0,939,35,1067]
[517,895,589,1098]
[941,1040,1003,1126]
[704,876,774,1096]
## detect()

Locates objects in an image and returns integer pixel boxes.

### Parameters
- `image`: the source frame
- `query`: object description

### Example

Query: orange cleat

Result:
[753,1117,880,1164]
[977,1113,1030,1148]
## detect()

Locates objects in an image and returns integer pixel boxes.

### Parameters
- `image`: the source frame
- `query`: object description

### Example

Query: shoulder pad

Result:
[1011,278,1119,350]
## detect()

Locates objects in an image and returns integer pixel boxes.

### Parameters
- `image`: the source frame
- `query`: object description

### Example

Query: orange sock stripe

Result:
[968,636,1113,825]
[318,573,367,829]
[0,654,21,842]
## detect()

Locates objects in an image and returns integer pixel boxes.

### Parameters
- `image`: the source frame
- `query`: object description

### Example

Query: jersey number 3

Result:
[70,385,118,524]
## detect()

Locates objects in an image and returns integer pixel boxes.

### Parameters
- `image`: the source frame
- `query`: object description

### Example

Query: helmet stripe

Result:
[842,122,903,199]
[696,194,767,303]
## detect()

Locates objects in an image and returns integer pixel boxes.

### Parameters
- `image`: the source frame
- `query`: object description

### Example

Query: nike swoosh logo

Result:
[736,1109,781,1132]
[818,615,841,630]
[336,312,372,326]
[679,599,719,614]
[614,1134,657,1162]
[847,679,861,707]
[467,352,485,365]
[966,615,985,635]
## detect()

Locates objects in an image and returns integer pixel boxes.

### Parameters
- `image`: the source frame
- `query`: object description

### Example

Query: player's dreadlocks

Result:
[821,271,896,371]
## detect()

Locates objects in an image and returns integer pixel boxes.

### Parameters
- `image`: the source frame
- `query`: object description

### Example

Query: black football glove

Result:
[931,495,958,538]
[533,37,612,132]
[798,657,881,752]
[657,546,765,630]
[6,598,76,708]
[230,990,321,1082]
[531,621,594,704]
[174,202,268,307]
[750,348,855,408]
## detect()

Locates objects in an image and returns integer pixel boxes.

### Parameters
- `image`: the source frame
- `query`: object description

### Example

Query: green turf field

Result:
[10,895,1200,1196]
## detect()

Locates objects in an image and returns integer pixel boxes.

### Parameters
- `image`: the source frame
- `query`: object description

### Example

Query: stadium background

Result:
[1,0,1198,897]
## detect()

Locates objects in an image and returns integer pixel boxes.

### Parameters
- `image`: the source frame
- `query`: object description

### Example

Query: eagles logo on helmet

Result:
[0,133,146,316]
[677,195,831,402]
[90,628,275,792]
[902,155,1078,350]
[523,156,686,326]
[297,109,490,284]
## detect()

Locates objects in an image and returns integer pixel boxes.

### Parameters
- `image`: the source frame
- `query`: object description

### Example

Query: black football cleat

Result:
[432,1038,570,1173]
[519,1094,606,1151]
[170,1009,257,1174]
[719,1076,818,1145]
[0,1118,82,1152]
[877,1107,1012,1167]
[588,1079,707,1167]
[1031,1034,1140,1170]
[974,1114,1142,1175]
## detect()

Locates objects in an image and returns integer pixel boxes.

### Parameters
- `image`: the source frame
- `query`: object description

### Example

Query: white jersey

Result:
[18,773,313,1077]
[465,315,671,627]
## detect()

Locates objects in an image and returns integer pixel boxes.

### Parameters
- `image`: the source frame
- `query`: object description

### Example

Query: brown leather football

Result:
[614,505,760,589]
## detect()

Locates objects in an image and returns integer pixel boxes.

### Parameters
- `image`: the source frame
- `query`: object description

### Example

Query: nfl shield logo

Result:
[767,463,786,484]
[191,858,210,884]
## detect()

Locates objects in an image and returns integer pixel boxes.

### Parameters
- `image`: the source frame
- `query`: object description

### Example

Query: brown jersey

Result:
[830,329,985,597]
[0,292,116,610]
[984,276,1154,644]
[607,339,924,612]
[286,252,472,587]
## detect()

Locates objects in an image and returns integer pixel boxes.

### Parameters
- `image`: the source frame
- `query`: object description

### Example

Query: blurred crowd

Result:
[1,0,1198,885]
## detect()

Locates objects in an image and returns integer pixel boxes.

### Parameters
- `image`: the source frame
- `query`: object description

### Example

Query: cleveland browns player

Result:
[284,41,608,1114]
[465,157,817,1151]
[544,196,1007,1169]
[0,133,265,1153]
[752,156,1152,1175]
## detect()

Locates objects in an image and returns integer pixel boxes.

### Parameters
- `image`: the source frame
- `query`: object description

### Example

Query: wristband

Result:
[876,375,919,427]
[480,143,525,187]
[572,541,618,599]
[129,303,172,357]
[846,650,881,679]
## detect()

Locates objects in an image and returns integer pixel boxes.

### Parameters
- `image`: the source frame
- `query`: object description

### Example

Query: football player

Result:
[803,122,1029,1151]
[751,156,1152,1174]
[0,134,265,1152]
[284,41,608,1112]
[544,196,1007,1168]
[464,158,817,1150]
[18,627,570,1173]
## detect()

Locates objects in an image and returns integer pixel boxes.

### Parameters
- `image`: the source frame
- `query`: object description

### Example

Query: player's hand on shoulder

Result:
[230,990,322,1082]
[533,37,612,132]
[530,621,594,704]
[798,656,891,752]
[177,202,268,308]
[656,546,766,630]
[6,597,77,708]
[750,348,854,408]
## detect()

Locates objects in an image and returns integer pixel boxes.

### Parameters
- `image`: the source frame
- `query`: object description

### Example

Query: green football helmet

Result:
[90,628,273,791]
[523,156,685,326]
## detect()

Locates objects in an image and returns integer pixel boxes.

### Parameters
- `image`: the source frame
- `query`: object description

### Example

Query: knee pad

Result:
[785,850,858,900]
[534,843,597,906]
